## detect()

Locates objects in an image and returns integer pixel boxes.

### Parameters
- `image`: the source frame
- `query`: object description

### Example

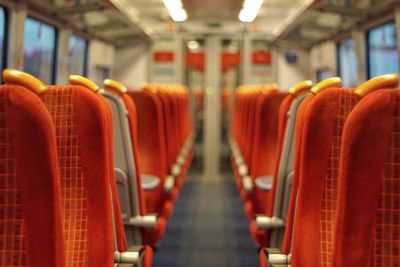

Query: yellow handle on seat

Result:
[311,77,342,95]
[354,74,399,98]
[2,69,46,94]
[289,80,313,96]
[103,79,127,95]
[69,75,100,93]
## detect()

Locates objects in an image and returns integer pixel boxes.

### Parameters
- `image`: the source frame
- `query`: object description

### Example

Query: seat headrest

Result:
[3,69,46,94]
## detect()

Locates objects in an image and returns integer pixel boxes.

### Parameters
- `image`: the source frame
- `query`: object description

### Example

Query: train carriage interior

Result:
[1,0,400,266]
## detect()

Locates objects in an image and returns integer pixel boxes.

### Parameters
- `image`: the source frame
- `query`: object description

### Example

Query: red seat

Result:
[41,83,115,266]
[259,77,343,267]
[128,89,175,219]
[333,75,400,267]
[102,80,166,249]
[245,91,287,219]
[0,79,64,267]
[250,81,312,247]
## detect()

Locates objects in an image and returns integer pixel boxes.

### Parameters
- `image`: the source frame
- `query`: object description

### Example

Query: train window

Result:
[316,69,331,82]
[337,37,357,87]
[23,17,57,83]
[367,21,398,78]
[67,35,88,76]
[0,7,6,73]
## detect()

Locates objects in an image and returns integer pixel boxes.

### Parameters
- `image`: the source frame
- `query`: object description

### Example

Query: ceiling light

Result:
[162,0,182,11]
[239,9,257,23]
[170,8,187,22]
[238,0,263,23]
[243,0,263,10]
[163,0,188,22]
[187,40,200,50]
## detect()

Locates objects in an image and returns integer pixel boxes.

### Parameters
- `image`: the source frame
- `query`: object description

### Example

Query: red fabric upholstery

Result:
[333,89,400,267]
[121,94,147,216]
[250,93,294,246]
[267,94,295,216]
[259,249,268,267]
[291,88,358,267]
[0,86,64,266]
[250,92,287,216]
[120,93,166,245]
[128,90,172,218]
[143,245,154,267]
[42,86,114,266]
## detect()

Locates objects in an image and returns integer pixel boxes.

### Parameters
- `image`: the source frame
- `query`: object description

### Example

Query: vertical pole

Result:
[352,29,367,83]
[7,3,27,69]
[204,36,221,179]
[56,29,72,84]
[242,35,251,85]
[395,6,400,75]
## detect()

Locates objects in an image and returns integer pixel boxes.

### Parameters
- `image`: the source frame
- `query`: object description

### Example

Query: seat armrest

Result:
[141,174,160,190]
[171,164,181,177]
[238,163,248,176]
[254,175,273,192]
[263,248,290,266]
[163,175,175,192]
[177,154,186,165]
[114,245,145,266]
[264,247,282,255]
[127,214,159,229]
[264,248,291,267]
[242,175,253,193]
[255,215,285,230]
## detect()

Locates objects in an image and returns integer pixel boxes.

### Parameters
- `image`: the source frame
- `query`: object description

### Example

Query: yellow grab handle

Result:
[289,80,313,96]
[311,77,342,95]
[69,75,100,93]
[354,74,399,98]
[3,69,46,94]
[103,79,127,95]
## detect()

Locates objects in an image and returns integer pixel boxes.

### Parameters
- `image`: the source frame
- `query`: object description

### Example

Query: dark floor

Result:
[153,146,259,267]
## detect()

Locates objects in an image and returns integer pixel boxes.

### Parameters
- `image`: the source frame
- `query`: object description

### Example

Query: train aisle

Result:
[153,150,259,267]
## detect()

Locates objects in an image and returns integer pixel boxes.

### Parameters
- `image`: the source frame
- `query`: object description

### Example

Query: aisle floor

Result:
[152,170,259,267]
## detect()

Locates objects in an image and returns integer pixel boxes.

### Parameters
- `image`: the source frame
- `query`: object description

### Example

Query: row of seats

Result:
[0,70,194,266]
[229,75,400,266]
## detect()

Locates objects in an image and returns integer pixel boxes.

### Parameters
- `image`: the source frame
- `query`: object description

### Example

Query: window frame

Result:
[0,5,8,73]
[23,16,58,84]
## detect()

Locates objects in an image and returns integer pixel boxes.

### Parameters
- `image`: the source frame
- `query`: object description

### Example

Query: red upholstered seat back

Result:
[333,89,400,267]
[121,93,147,216]
[242,92,260,166]
[251,91,288,177]
[41,86,114,266]
[128,90,168,179]
[157,91,176,169]
[0,85,64,267]
[291,88,358,267]
[267,94,295,216]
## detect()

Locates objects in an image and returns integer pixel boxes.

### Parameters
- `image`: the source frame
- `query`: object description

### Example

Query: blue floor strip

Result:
[153,173,259,267]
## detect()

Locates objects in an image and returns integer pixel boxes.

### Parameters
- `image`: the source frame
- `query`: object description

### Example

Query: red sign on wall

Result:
[186,52,205,71]
[252,51,272,64]
[153,51,175,62]
[221,52,241,72]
